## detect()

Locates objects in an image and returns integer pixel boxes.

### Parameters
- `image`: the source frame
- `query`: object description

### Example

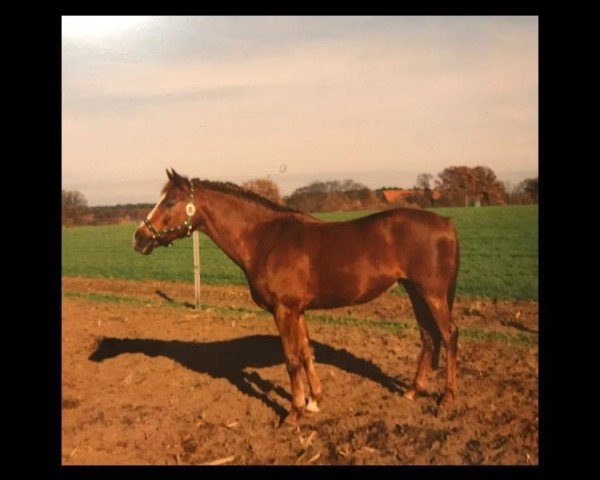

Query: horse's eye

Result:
[164,200,175,208]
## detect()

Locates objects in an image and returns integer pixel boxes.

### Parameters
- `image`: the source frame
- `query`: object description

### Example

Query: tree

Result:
[291,179,368,196]
[414,173,435,207]
[502,180,512,200]
[435,166,506,206]
[346,188,379,210]
[285,191,328,212]
[62,190,88,207]
[472,166,506,205]
[435,166,478,206]
[62,190,91,226]
[241,177,283,204]
[519,177,538,203]
[285,179,376,213]
[415,173,433,191]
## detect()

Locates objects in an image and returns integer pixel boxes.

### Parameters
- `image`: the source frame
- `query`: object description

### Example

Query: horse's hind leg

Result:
[402,280,441,400]
[273,305,306,426]
[421,290,459,405]
[299,314,322,412]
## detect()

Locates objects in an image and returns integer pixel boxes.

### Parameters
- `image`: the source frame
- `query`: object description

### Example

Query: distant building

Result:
[380,188,441,204]
[381,189,413,203]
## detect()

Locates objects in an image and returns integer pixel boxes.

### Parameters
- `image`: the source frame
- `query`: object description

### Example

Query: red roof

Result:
[382,188,442,203]
[382,190,412,203]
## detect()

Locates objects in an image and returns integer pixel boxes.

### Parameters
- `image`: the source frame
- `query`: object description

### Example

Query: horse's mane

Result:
[163,177,302,215]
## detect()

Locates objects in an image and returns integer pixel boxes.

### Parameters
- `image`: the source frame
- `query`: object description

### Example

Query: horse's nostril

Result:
[134,229,148,247]
[135,228,148,241]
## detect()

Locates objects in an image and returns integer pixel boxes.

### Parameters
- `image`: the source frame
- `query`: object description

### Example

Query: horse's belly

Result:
[307,273,397,310]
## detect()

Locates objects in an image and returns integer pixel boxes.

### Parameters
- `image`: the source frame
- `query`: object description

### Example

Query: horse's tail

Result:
[448,230,460,312]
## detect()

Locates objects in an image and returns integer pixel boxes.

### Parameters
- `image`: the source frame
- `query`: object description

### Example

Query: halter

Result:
[143,181,196,247]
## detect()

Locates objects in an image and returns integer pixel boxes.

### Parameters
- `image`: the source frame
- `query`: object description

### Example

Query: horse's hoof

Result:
[404,389,418,401]
[280,409,301,427]
[438,391,455,408]
[279,416,297,428]
[305,397,320,413]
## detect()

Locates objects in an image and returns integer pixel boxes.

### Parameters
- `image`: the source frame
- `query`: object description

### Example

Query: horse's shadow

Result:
[89,334,408,421]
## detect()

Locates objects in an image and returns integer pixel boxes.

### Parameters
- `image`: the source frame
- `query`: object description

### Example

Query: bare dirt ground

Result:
[62,277,538,465]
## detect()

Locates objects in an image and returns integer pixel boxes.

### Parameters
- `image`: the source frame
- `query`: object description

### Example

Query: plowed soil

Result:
[62,277,538,465]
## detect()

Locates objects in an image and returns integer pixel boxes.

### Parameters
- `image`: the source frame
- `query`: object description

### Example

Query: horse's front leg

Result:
[274,305,306,426]
[299,314,322,413]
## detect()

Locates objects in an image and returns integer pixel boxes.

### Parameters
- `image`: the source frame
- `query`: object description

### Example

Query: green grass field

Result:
[62,205,538,300]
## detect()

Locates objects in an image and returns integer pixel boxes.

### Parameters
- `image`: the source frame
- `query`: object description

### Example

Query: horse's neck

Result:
[194,188,282,270]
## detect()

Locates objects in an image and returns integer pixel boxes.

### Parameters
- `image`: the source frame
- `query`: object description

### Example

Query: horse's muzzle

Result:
[133,228,155,255]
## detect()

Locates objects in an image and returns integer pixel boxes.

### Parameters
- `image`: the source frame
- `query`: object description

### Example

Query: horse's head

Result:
[133,168,197,255]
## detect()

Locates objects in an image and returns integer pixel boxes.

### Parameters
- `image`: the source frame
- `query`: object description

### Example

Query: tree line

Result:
[243,166,537,210]
[62,198,155,227]
[62,165,538,226]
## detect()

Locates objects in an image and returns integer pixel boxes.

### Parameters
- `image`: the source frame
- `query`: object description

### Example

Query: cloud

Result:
[63,85,252,112]
[62,16,538,205]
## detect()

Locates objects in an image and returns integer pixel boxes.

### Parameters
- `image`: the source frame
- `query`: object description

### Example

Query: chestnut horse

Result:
[133,169,460,425]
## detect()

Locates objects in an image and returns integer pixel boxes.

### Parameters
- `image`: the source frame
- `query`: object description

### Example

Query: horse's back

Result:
[305,208,455,249]
[248,208,458,311]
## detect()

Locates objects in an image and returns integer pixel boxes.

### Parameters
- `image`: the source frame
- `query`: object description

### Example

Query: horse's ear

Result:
[166,168,173,181]
[170,169,187,188]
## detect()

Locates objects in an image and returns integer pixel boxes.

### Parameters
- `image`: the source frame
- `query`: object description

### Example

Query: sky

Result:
[62,16,538,206]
